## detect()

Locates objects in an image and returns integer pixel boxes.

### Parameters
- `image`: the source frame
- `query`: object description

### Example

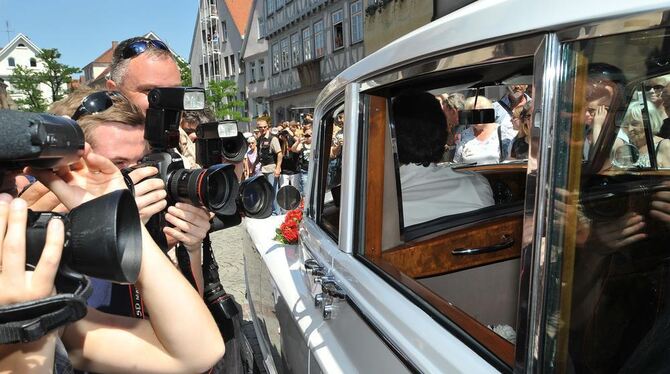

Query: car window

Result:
[316,105,344,241]
[543,26,670,373]
[359,56,536,367]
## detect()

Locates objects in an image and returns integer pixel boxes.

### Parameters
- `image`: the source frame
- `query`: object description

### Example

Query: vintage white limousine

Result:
[244,0,670,372]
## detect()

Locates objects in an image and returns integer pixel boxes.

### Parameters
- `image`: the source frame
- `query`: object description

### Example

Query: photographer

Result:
[32,87,212,309]
[0,145,224,373]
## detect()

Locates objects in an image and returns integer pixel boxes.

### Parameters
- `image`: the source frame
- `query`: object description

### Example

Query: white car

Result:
[244,1,670,372]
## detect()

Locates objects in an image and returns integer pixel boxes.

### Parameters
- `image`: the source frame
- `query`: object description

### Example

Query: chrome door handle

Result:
[451,235,514,255]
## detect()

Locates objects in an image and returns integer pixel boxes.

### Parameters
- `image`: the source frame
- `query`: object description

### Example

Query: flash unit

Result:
[148,87,206,110]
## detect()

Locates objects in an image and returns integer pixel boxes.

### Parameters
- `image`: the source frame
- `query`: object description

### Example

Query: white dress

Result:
[399,163,495,226]
[453,126,513,165]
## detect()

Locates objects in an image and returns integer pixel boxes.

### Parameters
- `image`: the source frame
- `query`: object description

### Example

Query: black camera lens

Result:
[238,175,274,219]
[169,164,239,214]
[25,190,142,284]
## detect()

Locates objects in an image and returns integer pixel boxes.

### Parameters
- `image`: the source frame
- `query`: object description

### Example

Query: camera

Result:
[196,120,248,164]
[0,109,142,283]
[0,110,85,170]
[27,190,142,283]
[195,120,274,220]
[127,87,239,214]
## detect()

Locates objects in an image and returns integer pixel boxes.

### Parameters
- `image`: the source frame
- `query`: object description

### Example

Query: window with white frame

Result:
[222,21,228,42]
[231,55,236,75]
[302,27,312,61]
[8,57,15,67]
[291,32,301,66]
[281,37,290,70]
[314,19,325,57]
[272,43,280,74]
[332,9,344,50]
[350,0,363,44]
[266,0,275,15]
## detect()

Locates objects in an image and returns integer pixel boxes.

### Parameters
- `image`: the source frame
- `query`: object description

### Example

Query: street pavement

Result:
[210,221,249,318]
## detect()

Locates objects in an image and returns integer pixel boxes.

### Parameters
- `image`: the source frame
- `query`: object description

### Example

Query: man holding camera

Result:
[0,135,224,372]
[256,119,282,215]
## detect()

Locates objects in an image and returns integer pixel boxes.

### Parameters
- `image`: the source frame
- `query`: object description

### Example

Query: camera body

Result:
[196,120,248,166]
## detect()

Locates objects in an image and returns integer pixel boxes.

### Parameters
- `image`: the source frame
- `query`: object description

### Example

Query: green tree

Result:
[206,80,249,122]
[177,58,192,87]
[36,48,80,102]
[9,65,47,112]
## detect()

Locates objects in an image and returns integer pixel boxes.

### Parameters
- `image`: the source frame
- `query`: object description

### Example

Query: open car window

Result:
[358,53,538,369]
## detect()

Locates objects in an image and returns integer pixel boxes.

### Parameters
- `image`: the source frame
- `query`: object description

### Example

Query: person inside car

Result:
[393,91,494,226]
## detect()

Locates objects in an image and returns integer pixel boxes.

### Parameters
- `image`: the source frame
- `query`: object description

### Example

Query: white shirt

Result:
[453,126,513,165]
[399,163,495,226]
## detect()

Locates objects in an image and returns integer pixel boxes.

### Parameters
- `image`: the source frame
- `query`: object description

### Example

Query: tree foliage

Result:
[9,65,47,112]
[206,80,249,122]
[177,58,192,87]
[36,49,80,102]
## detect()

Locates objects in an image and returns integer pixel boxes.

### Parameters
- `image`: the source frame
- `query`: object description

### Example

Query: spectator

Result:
[453,96,514,164]
[493,84,531,139]
[243,136,261,179]
[510,100,533,159]
[278,128,301,190]
[296,128,313,193]
[256,118,282,214]
[393,91,494,226]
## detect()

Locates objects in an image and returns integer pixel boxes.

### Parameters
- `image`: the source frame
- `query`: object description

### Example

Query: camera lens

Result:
[238,175,274,219]
[169,164,239,214]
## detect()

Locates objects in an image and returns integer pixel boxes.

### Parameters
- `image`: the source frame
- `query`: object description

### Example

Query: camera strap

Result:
[0,271,91,344]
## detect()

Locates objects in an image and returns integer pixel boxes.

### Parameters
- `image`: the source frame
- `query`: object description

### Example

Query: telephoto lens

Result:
[168,163,240,215]
[25,190,142,284]
[237,175,274,219]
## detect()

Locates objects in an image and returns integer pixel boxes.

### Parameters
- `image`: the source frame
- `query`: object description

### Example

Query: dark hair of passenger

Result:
[392,91,447,166]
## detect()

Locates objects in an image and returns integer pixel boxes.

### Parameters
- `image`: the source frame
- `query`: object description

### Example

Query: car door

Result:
[303,32,553,372]
[524,10,670,373]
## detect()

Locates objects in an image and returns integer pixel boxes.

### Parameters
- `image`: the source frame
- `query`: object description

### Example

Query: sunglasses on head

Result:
[121,39,170,59]
[71,91,122,120]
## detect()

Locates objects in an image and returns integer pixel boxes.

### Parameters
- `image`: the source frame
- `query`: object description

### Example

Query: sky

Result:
[0,0,199,75]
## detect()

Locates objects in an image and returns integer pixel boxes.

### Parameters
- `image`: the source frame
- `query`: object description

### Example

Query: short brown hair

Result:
[49,86,144,146]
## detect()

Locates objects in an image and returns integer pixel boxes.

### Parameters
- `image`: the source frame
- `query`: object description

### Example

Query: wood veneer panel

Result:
[382,216,523,278]
[364,96,387,260]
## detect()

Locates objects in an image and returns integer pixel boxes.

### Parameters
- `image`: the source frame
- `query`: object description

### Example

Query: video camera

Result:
[0,109,143,343]
[0,109,142,283]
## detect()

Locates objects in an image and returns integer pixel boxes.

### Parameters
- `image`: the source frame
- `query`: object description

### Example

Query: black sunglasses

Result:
[71,91,122,120]
[121,39,170,59]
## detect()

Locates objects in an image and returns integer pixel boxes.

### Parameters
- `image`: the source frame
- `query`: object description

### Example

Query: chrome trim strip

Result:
[523,33,562,372]
[557,9,670,42]
[360,35,544,92]
[339,83,361,254]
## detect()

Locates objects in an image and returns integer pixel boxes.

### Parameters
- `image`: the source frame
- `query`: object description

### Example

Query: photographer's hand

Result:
[164,203,212,252]
[0,194,64,373]
[28,145,128,210]
[127,167,168,224]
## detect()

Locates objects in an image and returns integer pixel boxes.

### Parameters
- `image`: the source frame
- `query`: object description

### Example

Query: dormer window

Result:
[17,43,26,48]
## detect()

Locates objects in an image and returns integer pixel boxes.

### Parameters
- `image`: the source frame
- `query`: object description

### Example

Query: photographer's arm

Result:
[62,223,224,373]
[0,196,65,374]
[164,203,212,295]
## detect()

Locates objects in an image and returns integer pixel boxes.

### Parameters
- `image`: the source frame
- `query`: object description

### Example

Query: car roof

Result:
[317,0,670,106]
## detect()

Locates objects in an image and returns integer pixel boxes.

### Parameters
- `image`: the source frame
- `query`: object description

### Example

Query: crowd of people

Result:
[242,115,314,214]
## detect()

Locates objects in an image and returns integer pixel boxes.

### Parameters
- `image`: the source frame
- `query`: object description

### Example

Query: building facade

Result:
[240,0,271,120]
[263,0,366,123]
[0,33,53,108]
